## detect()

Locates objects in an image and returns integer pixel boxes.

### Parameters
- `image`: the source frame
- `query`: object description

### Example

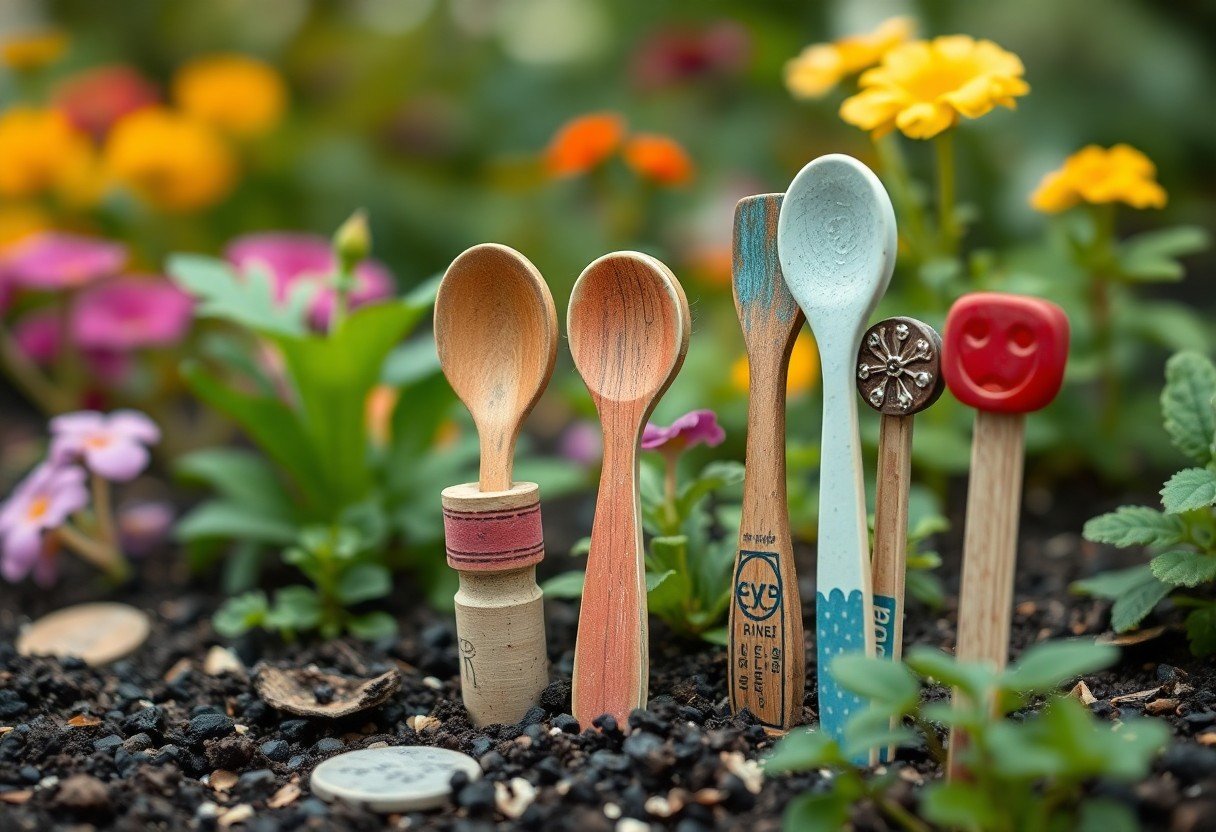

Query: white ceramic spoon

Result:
[777,154,897,759]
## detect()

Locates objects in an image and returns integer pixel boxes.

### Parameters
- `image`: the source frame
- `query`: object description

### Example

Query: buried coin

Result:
[17,602,151,666]
[309,745,481,812]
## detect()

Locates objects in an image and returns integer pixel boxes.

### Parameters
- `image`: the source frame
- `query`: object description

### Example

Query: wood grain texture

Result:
[777,154,895,759]
[728,194,806,733]
[871,414,912,662]
[435,243,558,492]
[568,252,690,727]
[948,410,1026,776]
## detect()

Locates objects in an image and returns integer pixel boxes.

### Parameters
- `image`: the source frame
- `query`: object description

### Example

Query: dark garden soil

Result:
[1,480,1215,832]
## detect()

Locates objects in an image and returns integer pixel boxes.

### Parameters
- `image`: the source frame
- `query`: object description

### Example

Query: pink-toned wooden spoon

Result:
[568,252,690,727]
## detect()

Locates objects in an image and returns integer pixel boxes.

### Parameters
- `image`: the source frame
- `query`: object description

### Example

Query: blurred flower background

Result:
[0,0,1214,603]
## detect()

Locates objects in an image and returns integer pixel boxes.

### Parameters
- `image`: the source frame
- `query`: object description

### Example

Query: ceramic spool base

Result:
[442,481,549,726]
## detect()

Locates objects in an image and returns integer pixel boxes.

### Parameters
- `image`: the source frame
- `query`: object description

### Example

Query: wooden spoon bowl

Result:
[567,251,690,726]
[435,244,557,492]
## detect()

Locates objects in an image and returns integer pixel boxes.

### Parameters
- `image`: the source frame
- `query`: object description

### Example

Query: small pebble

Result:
[311,746,480,812]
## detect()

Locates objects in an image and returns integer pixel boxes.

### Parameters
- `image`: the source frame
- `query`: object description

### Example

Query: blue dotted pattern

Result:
[817,588,867,757]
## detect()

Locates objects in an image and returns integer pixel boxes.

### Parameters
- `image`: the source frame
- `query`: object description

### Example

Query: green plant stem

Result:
[661,450,681,535]
[91,473,118,549]
[0,322,70,414]
[56,521,129,582]
[872,134,927,264]
[912,716,948,765]
[935,130,960,257]
[871,789,932,832]
[329,267,354,335]
[1088,203,1119,433]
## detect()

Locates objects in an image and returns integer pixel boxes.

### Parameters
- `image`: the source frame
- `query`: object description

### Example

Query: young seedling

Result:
[942,292,1069,774]
[568,252,690,727]
[778,154,896,759]
[856,316,944,761]
[729,193,807,733]
[435,243,557,726]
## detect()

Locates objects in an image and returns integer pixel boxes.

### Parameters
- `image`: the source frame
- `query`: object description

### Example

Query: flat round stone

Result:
[310,746,480,812]
[17,602,150,666]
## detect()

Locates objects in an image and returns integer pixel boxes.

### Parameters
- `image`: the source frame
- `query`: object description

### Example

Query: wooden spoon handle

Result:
[729,364,804,732]
[477,427,515,493]
[572,409,647,726]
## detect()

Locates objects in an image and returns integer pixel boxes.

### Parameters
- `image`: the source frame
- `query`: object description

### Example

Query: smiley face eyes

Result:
[963,319,989,347]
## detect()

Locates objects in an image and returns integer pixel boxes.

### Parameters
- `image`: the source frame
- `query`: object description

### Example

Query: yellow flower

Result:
[1,29,68,71]
[0,107,96,200]
[1030,144,1166,213]
[0,203,51,250]
[173,54,287,138]
[785,17,915,99]
[840,35,1028,139]
[731,332,820,397]
[104,107,237,212]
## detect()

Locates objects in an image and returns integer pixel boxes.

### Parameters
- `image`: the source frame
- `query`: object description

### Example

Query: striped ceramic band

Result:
[442,500,544,572]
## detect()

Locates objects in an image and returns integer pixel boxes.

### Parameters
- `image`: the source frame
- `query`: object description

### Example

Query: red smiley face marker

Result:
[943,293,1069,414]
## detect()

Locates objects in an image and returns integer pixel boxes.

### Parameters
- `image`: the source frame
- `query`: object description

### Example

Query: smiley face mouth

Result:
[967,371,1034,401]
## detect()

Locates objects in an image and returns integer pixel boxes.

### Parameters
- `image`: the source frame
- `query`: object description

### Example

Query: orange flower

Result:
[1030,144,1167,213]
[173,54,287,138]
[0,107,96,201]
[365,384,399,448]
[731,332,819,397]
[0,204,51,250]
[1,29,68,71]
[104,107,236,212]
[545,112,626,177]
[623,133,694,186]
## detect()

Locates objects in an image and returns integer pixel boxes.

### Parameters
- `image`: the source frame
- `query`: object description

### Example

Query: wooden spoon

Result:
[568,251,690,726]
[435,243,558,492]
[728,193,806,733]
[777,154,896,758]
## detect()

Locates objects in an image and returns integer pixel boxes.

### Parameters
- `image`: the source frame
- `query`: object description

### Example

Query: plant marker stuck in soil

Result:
[568,252,690,727]
[942,292,1069,776]
[778,154,896,762]
[856,316,945,761]
[434,243,557,726]
[728,193,806,733]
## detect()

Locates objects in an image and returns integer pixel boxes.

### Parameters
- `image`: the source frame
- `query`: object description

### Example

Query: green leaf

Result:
[1071,564,1154,600]
[348,611,397,641]
[1185,605,1216,656]
[1161,352,1216,462]
[782,792,852,832]
[175,500,298,545]
[905,568,946,610]
[268,585,322,632]
[920,782,1000,829]
[1161,468,1216,513]
[1002,640,1117,693]
[1083,506,1187,548]
[700,625,728,646]
[904,648,996,701]
[829,654,920,711]
[676,460,745,518]
[647,568,679,593]
[541,570,585,599]
[1078,798,1140,832]
[336,563,393,604]
[1119,226,1210,282]
[1111,572,1172,632]
[175,448,296,520]
[169,254,311,336]
[1150,550,1216,587]
[765,729,844,772]
[213,591,268,638]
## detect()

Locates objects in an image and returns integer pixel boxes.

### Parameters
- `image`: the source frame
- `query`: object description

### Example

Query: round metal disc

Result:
[310,745,481,813]
[856,316,945,416]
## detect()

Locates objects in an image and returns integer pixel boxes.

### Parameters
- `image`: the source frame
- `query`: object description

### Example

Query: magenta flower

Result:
[0,462,88,585]
[12,309,62,365]
[559,420,603,465]
[50,410,160,482]
[642,409,726,453]
[2,233,127,291]
[71,276,194,351]
[225,233,394,329]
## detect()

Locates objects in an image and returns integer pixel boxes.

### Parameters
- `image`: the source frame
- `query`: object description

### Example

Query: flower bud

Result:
[333,209,370,274]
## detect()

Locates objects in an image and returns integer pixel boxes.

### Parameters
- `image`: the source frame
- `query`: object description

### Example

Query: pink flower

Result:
[12,309,62,365]
[559,421,603,465]
[71,276,193,351]
[50,410,160,482]
[630,21,751,90]
[54,65,159,138]
[0,462,89,585]
[3,233,127,291]
[641,409,726,453]
[224,233,394,329]
[118,500,174,555]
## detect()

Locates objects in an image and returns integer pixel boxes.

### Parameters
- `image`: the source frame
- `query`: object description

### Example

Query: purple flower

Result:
[12,309,62,365]
[50,410,160,482]
[559,420,603,465]
[118,500,174,556]
[0,462,89,585]
[2,233,127,291]
[224,233,394,329]
[71,276,194,351]
[641,409,726,453]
